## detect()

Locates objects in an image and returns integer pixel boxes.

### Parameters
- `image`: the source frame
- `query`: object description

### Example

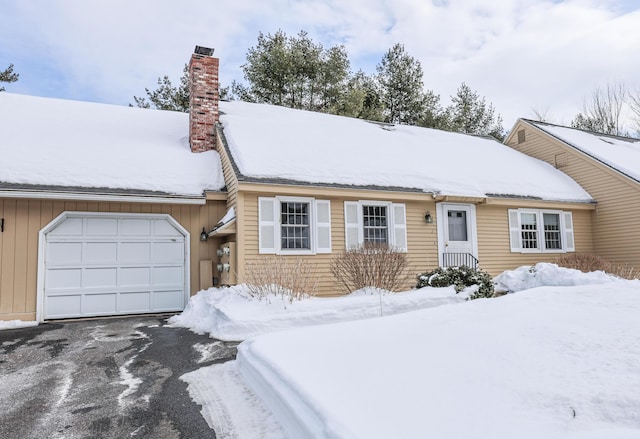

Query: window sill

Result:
[276,250,316,256]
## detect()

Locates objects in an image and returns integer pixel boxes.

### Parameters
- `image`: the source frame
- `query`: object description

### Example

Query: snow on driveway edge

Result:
[237,339,350,438]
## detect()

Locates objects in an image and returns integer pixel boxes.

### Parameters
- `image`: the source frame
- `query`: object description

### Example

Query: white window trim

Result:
[508,208,574,254]
[344,200,407,252]
[259,196,331,255]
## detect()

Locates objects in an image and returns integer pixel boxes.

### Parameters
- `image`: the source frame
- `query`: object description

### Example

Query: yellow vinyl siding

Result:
[216,130,240,210]
[239,191,438,296]
[476,204,594,277]
[507,121,640,267]
[0,198,227,321]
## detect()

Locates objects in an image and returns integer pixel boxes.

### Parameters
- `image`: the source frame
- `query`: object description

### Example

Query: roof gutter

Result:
[0,189,207,205]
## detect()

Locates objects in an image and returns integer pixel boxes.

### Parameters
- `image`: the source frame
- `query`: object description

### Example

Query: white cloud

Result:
[1,0,638,131]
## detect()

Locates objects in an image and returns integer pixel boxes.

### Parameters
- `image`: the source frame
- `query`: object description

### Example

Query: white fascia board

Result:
[0,189,206,205]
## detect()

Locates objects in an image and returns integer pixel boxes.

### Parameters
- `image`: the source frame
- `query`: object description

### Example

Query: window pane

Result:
[520,213,538,249]
[363,205,388,244]
[280,202,310,250]
[447,210,468,241]
[543,213,562,250]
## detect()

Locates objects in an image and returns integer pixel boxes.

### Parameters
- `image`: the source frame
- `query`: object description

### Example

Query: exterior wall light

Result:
[200,227,208,241]
[425,211,433,224]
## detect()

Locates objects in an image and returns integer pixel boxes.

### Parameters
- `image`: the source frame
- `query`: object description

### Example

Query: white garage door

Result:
[42,213,188,319]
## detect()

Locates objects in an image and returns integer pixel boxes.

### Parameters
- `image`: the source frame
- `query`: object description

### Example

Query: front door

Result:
[436,203,478,268]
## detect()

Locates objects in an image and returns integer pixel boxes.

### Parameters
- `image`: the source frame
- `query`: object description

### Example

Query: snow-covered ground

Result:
[175,264,640,438]
[168,285,469,341]
[0,320,38,331]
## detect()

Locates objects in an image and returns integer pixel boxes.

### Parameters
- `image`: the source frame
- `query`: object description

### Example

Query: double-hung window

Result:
[258,197,331,255]
[280,201,311,250]
[344,201,407,251]
[508,209,574,253]
[362,205,388,244]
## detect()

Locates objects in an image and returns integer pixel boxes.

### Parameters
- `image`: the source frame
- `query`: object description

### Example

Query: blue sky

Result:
[1,0,639,130]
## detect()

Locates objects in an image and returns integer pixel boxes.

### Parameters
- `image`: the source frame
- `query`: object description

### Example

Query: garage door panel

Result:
[119,292,151,313]
[120,242,151,263]
[47,268,82,289]
[154,220,183,236]
[153,266,183,286]
[85,242,118,263]
[153,242,184,262]
[46,295,82,318]
[84,268,117,288]
[153,290,184,311]
[86,218,118,236]
[49,218,83,236]
[43,213,188,319]
[121,218,151,236]
[83,293,117,315]
[48,242,83,264]
[120,267,151,286]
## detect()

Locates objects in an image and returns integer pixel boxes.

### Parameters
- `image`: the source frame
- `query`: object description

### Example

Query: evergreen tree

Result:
[0,64,19,91]
[318,45,350,113]
[132,64,190,112]
[375,44,427,125]
[444,82,504,139]
[241,30,350,113]
[339,70,384,121]
[418,90,447,129]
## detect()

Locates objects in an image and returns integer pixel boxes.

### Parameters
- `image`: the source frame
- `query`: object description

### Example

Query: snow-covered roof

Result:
[529,120,640,183]
[0,93,225,197]
[219,101,593,203]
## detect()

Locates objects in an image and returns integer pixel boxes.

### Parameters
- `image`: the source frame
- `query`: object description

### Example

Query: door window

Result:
[447,210,468,241]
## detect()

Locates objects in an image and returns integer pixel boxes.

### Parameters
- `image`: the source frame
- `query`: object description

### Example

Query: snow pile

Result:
[0,93,225,196]
[0,320,39,330]
[219,101,593,202]
[168,285,467,341]
[494,262,622,292]
[237,282,640,438]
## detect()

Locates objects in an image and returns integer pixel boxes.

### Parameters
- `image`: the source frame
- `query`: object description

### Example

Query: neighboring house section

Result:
[184,48,596,294]
[505,120,640,268]
[0,89,227,321]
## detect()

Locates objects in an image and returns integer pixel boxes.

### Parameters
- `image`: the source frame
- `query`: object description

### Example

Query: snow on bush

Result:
[494,262,622,293]
[416,265,494,299]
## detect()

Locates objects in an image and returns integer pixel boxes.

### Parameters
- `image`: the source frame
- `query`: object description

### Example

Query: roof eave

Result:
[0,183,214,205]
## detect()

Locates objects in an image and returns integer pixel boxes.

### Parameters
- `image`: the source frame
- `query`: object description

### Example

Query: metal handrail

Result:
[442,253,479,270]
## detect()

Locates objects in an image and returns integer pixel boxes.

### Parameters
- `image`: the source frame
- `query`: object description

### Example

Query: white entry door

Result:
[39,212,189,320]
[436,203,478,267]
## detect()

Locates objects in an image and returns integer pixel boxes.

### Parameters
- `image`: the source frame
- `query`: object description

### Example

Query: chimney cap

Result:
[194,46,214,56]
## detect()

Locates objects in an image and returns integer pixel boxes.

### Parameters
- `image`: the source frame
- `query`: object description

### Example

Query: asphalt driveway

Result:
[0,315,238,439]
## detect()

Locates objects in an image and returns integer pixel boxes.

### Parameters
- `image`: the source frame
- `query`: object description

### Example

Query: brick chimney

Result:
[189,46,219,153]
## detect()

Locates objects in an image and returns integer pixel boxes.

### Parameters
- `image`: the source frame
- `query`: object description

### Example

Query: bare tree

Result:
[530,105,551,122]
[571,83,626,135]
[628,89,640,135]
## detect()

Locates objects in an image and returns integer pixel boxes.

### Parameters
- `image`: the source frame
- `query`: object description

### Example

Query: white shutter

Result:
[563,211,575,252]
[391,203,407,252]
[344,201,361,250]
[258,197,278,254]
[508,209,521,252]
[315,200,332,254]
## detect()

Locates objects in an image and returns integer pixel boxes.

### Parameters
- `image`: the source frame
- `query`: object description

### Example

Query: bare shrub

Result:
[330,243,410,294]
[244,257,318,302]
[555,253,639,280]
